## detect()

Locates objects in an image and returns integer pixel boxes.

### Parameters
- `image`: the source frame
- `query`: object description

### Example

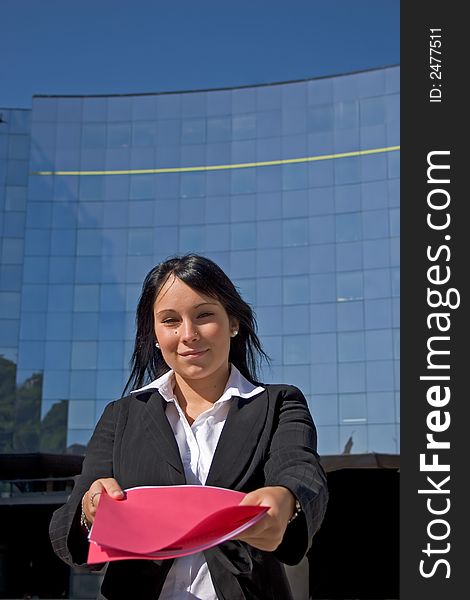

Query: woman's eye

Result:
[198,312,213,318]
[162,318,178,324]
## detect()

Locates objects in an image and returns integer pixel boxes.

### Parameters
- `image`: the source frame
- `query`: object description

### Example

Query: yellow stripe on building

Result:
[32,145,400,176]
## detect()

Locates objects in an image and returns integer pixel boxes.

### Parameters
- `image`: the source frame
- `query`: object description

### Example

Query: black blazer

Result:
[50,384,328,600]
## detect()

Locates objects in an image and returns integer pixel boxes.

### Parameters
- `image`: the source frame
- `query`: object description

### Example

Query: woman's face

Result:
[153,276,238,385]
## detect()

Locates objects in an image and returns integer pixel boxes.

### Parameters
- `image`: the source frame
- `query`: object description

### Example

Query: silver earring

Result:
[155,342,160,349]
[231,330,238,337]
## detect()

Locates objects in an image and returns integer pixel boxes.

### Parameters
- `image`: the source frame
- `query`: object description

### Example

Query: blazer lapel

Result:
[206,389,268,489]
[143,390,185,479]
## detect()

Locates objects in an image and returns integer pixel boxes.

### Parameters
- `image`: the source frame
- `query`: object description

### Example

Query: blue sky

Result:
[1,0,399,108]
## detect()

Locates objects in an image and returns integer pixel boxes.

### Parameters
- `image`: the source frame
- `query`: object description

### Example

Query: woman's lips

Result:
[179,350,208,358]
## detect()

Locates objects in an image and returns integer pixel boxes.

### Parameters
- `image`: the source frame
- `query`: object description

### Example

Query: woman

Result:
[50,254,328,600]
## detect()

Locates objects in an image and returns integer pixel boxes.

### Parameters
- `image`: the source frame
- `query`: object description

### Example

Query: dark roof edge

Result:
[32,63,400,100]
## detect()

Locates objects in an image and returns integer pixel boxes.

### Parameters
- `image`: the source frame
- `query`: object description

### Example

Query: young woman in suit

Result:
[50,254,328,599]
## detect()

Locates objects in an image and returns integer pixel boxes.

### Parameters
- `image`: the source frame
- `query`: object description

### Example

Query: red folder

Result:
[87,485,268,563]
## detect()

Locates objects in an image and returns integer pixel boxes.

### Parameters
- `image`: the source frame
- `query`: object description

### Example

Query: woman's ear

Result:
[230,319,240,337]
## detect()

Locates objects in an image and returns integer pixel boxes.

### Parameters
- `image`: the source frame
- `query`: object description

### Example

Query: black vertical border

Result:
[401,3,467,599]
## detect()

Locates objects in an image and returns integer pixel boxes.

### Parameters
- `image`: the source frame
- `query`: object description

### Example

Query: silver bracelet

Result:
[288,499,302,524]
[80,496,92,534]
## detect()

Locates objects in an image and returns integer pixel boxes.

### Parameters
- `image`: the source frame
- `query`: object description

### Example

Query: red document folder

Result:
[87,485,268,563]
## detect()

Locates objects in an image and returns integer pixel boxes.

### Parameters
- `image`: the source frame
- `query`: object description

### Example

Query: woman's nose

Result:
[179,319,198,342]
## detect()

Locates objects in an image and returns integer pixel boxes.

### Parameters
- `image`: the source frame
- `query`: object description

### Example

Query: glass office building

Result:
[0,66,400,459]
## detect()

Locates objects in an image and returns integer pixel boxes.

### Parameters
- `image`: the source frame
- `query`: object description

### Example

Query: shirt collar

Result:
[130,364,264,403]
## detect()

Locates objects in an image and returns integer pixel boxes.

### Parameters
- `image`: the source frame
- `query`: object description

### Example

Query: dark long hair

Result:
[123,254,269,394]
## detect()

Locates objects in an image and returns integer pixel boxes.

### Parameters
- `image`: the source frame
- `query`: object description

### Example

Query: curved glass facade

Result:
[0,66,400,456]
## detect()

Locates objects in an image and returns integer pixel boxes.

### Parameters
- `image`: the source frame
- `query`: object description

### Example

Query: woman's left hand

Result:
[236,486,296,551]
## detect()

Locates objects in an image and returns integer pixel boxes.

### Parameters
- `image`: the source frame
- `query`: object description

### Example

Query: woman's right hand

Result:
[82,478,125,525]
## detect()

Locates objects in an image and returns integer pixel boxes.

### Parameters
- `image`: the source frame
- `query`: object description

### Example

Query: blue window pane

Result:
[0,265,22,291]
[256,248,282,277]
[310,273,336,303]
[337,271,364,301]
[363,239,390,269]
[256,191,282,220]
[364,268,391,299]
[338,332,365,362]
[81,124,106,149]
[22,285,48,312]
[367,424,397,453]
[181,118,206,144]
[310,303,336,333]
[19,312,46,340]
[283,365,310,395]
[73,313,98,340]
[311,333,337,363]
[100,285,126,313]
[99,312,125,341]
[21,256,46,285]
[76,229,102,256]
[338,362,366,393]
[132,121,157,146]
[82,97,107,121]
[283,247,309,275]
[231,222,256,250]
[256,220,282,249]
[335,183,361,213]
[309,395,338,426]
[362,209,389,239]
[18,340,44,369]
[231,169,256,194]
[336,212,362,242]
[74,285,100,312]
[366,360,395,392]
[360,97,386,127]
[70,370,97,399]
[45,340,71,370]
[282,304,309,335]
[207,117,231,142]
[361,154,387,182]
[79,176,105,202]
[98,340,124,369]
[180,173,206,198]
[107,123,131,148]
[308,186,334,215]
[75,257,102,283]
[283,335,310,365]
[311,363,338,394]
[335,157,361,185]
[232,115,256,140]
[42,371,70,400]
[307,105,333,132]
[1,238,24,264]
[339,424,367,452]
[27,202,52,228]
[367,392,396,424]
[230,194,256,222]
[230,251,256,278]
[283,276,310,304]
[257,277,282,307]
[128,229,153,255]
[308,161,334,188]
[0,319,19,345]
[389,208,400,236]
[310,244,335,274]
[365,299,392,329]
[362,180,388,210]
[47,284,74,312]
[282,189,309,218]
[337,300,364,331]
[282,164,308,190]
[68,400,96,429]
[71,341,97,369]
[46,312,73,340]
[339,393,367,423]
[309,215,335,244]
[366,329,393,361]
[336,241,362,271]
[97,370,126,400]
[130,175,155,200]
[256,306,283,336]
[179,226,205,253]
[283,218,309,246]
[391,268,400,297]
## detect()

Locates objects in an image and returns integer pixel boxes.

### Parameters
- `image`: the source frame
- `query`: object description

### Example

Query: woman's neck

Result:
[173,365,231,410]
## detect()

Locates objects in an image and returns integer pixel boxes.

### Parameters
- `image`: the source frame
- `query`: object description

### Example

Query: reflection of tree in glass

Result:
[40,400,68,453]
[13,371,43,452]
[0,356,16,452]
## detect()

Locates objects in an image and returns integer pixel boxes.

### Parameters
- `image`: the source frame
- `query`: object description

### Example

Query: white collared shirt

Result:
[131,365,264,600]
